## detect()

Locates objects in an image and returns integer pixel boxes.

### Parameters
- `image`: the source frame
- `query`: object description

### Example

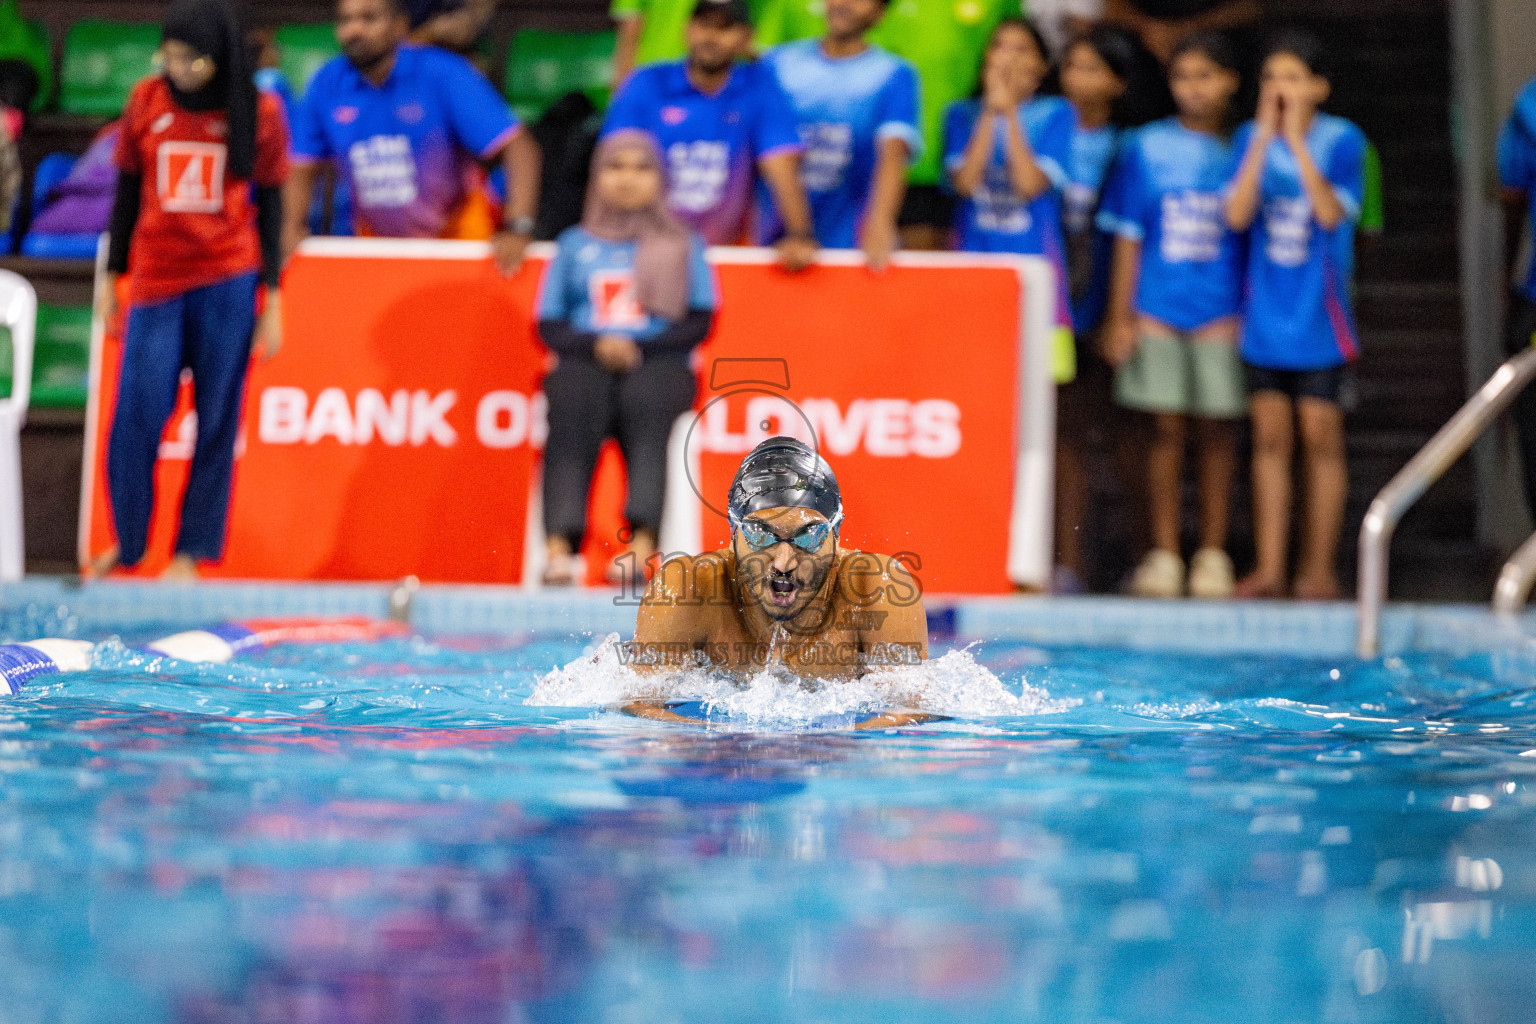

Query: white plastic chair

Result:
[0,270,35,581]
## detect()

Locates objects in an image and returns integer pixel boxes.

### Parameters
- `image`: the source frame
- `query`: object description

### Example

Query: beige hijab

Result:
[582,129,692,321]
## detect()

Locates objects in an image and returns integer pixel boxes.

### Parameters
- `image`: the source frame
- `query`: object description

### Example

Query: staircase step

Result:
[1355,294,1461,332]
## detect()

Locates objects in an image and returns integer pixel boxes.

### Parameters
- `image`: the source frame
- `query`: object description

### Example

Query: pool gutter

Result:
[1,577,1533,661]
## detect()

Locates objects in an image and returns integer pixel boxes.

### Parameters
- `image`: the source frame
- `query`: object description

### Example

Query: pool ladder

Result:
[1357,346,1536,658]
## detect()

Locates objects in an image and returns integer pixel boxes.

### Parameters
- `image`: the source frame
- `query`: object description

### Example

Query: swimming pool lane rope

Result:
[0,618,408,696]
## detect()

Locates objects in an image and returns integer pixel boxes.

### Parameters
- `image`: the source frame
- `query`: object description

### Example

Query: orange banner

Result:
[684,254,1024,594]
[80,242,1052,593]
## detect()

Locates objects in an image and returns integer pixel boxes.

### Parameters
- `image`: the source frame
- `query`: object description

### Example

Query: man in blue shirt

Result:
[604,0,817,269]
[1500,76,1536,517]
[281,0,541,275]
[759,0,921,268]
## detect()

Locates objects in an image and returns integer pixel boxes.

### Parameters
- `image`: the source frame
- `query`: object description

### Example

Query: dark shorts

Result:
[898,184,955,230]
[1244,363,1355,408]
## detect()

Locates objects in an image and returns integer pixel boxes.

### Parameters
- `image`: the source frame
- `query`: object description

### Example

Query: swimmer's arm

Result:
[864,555,928,664]
[853,557,929,706]
[631,557,710,674]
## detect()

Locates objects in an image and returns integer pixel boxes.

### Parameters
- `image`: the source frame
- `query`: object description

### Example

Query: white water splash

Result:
[526,634,1075,727]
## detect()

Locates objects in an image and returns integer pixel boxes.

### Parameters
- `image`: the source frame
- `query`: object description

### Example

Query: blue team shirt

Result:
[756,40,923,248]
[1065,123,1118,237]
[1499,78,1536,303]
[603,60,804,246]
[537,227,718,342]
[1096,117,1244,332]
[1231,113,1367,370]
[944,95,1076,329]
[1066,121,1119,333]
[290,45,520,238]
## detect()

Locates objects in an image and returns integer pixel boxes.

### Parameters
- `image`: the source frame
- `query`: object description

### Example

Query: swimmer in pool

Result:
[629,436,928,681]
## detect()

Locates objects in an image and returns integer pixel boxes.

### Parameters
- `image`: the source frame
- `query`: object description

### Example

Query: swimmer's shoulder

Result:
[832,549,928,662]
[835,549,925,612]
[644,549,736,607]
[636,550,736,644]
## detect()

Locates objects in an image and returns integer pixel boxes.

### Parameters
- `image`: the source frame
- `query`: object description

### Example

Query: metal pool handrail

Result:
[1357,347,1536,658]
[1493,531,1536,617]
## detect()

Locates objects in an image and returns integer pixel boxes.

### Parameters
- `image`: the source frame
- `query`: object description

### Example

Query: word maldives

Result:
[257,387,964,458]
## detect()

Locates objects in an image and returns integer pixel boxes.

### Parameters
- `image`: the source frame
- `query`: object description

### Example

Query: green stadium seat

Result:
[60,20,160,116]
[28,304,90,408]
[275,23,339,99]
[504,29,616,123]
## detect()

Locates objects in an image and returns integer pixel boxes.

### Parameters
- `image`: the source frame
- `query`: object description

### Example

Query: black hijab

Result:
[162,0,257,179]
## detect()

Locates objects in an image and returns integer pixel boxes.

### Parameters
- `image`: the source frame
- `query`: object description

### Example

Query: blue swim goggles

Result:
[731,510,842,553]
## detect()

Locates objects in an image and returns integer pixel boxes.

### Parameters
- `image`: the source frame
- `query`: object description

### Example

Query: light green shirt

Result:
[869,0,1019,185]
[752,0,827,49]
[611,0,695,69]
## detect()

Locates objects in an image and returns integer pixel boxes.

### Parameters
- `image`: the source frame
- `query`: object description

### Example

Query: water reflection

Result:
[0,638,1534,1022]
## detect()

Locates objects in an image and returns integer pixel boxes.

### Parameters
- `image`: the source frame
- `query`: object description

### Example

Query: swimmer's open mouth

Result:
[767,576,798,607]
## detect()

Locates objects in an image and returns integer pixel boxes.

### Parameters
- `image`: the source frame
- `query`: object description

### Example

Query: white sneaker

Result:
[1188,547,1235,599]
[1129,549,1185,598]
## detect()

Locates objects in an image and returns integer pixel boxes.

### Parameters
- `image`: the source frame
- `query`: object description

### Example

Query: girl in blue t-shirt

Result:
[1224,30,1366,601]
[537,129,718,587]
[943,17,1077,385]
[1052,24,1164,593]
[1059,25,1168,336]
[1097,32,1245,600]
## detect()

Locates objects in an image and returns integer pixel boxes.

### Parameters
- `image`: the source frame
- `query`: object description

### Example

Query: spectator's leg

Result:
[1237,391,1293,598]
[105,295,188,568]
[616,355,697,556]
[1293,397,1347,601]
[1147,412,1186,557]
[174,274,257,567]
[1113,411,1154,570]
[1194,416,1236,553]
[1118,326,1194,595]
[542,357,613,552]
[1188,328,1243,558]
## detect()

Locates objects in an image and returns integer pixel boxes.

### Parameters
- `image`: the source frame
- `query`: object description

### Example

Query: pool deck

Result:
[3,576,1535,661]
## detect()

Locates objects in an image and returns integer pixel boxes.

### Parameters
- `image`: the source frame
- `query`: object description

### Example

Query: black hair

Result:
[1055,24,1172,128]
[162,0,258,178]
[1262,26,1328,80]
[1169,30,1240,76]
[345,0,411,18]
[971,16,1050,99]
[998,16,1050,66]
[1164,31,1244,134]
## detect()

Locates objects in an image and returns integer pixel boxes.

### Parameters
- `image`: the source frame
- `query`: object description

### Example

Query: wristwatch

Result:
[500,215,536,236]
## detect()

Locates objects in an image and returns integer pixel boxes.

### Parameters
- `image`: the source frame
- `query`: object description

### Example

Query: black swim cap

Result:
[728,437,841,523]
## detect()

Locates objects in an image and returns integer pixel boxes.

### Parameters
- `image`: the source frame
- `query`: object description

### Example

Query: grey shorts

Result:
[1114,326,1247,419]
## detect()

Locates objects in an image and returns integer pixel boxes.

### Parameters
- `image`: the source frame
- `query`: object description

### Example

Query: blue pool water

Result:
[0,600,1533,1023]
